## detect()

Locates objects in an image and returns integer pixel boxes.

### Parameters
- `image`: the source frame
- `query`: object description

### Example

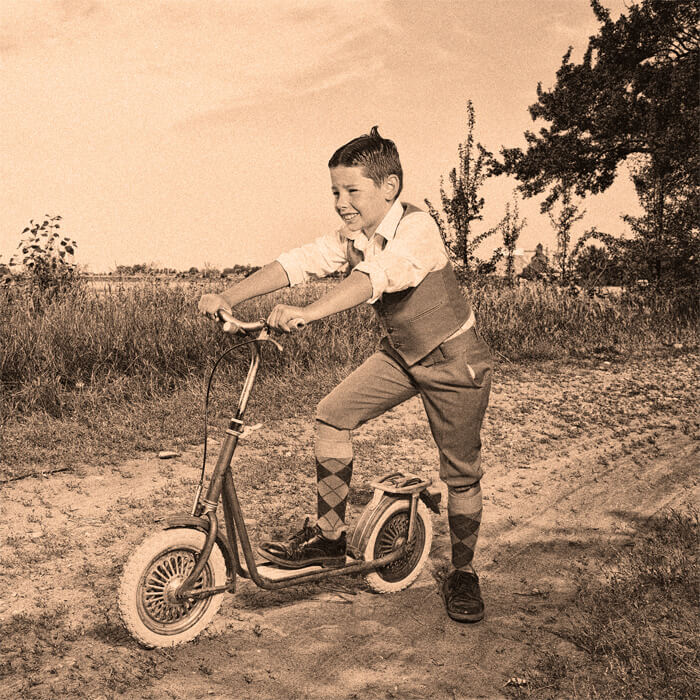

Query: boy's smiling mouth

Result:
[341,212,359,223]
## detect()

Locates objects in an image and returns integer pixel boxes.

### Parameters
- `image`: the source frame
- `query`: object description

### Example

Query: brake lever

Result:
[259,327,283,352]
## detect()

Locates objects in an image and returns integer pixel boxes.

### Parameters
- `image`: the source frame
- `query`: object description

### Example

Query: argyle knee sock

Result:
[314,422,353,540]
[447,482,482,572]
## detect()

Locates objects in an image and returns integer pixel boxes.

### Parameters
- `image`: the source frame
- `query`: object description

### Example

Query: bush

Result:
[4,216,80,310]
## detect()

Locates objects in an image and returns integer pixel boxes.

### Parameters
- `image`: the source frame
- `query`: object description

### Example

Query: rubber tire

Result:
[118,528,227,648]
[363,500,433,593]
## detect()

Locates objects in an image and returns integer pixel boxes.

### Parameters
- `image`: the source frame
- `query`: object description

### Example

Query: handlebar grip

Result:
[289,318,306,331]
[216,309,266,334]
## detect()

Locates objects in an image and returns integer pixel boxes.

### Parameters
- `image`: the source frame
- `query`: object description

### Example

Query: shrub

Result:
[5,216,80,310]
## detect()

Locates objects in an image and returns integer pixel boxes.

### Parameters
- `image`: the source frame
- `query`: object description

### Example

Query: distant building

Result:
[519,243,552,280]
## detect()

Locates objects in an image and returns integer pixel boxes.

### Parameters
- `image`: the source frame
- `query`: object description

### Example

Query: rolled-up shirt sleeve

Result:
[354,212,448,303]
[276,229,349,286]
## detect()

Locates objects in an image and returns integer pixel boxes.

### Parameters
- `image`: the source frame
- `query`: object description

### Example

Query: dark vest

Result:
[352,203,472,366]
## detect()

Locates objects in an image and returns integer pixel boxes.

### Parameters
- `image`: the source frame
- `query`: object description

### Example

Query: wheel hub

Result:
[373,511,425,583]
[163,576,186,605]
[142,550,202,624]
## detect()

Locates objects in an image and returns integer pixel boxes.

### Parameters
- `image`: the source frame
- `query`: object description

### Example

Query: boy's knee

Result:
[316,395,352,431]
[448,481,481,495]
[315,420,351,444]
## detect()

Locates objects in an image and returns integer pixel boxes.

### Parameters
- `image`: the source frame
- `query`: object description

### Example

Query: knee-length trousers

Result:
[316,327,493,488]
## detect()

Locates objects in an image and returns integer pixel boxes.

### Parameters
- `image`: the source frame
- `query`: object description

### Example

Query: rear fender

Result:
[348,485,441,559]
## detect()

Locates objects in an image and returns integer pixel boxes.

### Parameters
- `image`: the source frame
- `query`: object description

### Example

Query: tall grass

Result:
[1,278,697,418]
[471,282,697,359]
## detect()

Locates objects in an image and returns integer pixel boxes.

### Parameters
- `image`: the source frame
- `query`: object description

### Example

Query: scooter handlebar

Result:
[216,309,306,334]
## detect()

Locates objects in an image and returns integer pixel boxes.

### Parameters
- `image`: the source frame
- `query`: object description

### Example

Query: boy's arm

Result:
[267,270,372,332]
[198,261,289,316]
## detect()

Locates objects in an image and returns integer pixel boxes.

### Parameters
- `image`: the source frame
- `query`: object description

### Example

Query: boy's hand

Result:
[267,304,308,333]
[198,293,232,319]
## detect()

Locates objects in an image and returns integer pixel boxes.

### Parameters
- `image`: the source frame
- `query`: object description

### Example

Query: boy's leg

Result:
[410,328,492,621]
[313,343,417,538]
[315,421,353,539]
[257,343,417,567]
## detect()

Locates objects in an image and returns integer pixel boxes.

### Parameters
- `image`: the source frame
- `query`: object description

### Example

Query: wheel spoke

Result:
[373,512,425,582]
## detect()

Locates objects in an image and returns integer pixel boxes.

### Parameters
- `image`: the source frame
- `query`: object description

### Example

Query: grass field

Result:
[2,277,696,419]
[2,277,696,474]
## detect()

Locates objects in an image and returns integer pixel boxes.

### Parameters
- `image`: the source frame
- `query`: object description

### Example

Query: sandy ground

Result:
[1,353,698,699]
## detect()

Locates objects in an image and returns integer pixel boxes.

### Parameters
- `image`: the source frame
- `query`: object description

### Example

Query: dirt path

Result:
[1,354,698,699]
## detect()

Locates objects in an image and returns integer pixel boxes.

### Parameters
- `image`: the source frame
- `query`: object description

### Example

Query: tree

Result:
[498,0,698,212]
[497,193,527,286]
[425,100,501,280]
[620,156,699,290]
[548,188,586,283]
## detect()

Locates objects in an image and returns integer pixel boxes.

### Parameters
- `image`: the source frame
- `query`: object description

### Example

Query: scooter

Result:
[118,311,441,648]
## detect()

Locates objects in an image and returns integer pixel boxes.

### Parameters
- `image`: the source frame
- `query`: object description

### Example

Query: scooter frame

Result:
[166,314,439,604]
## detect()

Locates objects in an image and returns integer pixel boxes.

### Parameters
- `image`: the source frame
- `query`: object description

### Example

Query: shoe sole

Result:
[256,546,346,569]
[445,608,484,623]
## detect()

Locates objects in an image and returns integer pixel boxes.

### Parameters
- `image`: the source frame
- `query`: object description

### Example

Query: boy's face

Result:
[330,166,398,237]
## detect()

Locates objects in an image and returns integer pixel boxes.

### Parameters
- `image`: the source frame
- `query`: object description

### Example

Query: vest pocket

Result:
[407,300,444,323]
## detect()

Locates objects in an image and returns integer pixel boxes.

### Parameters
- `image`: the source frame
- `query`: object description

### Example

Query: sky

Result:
[1,0,640,273]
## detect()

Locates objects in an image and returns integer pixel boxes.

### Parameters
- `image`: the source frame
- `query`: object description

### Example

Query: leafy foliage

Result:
[548,189,586,283]
[621,155,700,292]
[498,0,699,212]
[574,244,624,287]
[497,0,698,291]
[6,216,79,305]
[425,101,501,280]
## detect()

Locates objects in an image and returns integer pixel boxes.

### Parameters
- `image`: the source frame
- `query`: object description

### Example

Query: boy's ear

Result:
[382,174,400,201]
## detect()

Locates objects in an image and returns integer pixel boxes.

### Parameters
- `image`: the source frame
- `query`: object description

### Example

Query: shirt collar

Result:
[345,199,404,244]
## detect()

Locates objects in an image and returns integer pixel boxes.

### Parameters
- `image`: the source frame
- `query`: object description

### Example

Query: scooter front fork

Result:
[175,511,220,599]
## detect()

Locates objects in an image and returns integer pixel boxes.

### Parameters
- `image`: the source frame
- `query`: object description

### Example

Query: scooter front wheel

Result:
[363,500,433,593]
[118,528,227,648]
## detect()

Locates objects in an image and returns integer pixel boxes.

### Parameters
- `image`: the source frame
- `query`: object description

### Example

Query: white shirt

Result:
[276,199,449,304]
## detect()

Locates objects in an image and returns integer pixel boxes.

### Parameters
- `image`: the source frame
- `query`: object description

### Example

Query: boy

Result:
[198,127,493,623]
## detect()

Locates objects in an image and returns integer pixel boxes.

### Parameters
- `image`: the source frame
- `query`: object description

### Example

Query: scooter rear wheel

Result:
[118,528,227,648]
[363,500,433,593]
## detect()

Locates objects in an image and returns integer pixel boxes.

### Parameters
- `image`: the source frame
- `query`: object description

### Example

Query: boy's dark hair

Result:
[328,126,403,195]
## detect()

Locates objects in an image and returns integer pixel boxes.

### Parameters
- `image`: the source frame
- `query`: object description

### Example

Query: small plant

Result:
[548,188,585,285]
[497,192,527,286]
[425,100,502,281]
[8,215,79,304]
